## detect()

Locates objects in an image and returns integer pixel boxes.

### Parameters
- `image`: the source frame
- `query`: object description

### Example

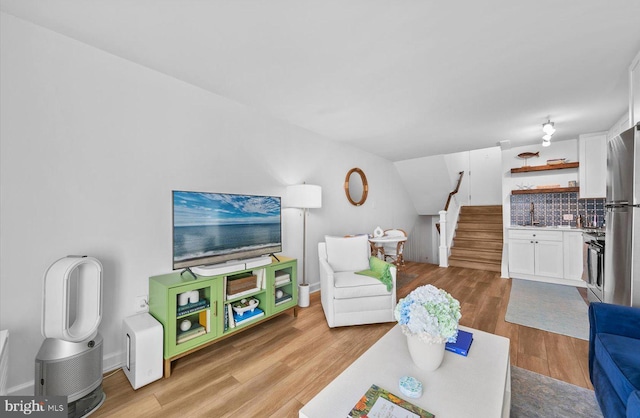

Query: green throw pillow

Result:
[355,257,393,291]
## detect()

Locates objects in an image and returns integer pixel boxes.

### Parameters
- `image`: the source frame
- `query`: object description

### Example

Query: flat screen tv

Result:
[172,191,282,270]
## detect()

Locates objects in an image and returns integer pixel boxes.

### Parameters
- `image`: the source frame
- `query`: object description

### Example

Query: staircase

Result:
[448,205,503,272]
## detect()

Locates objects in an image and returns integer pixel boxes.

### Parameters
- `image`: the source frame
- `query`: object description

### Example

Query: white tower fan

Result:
[35,256,106,417]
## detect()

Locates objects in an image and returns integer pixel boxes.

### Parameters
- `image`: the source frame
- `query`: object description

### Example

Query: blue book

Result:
[233,307,265,325]
[445,330,473,356]
[177,300,210,316]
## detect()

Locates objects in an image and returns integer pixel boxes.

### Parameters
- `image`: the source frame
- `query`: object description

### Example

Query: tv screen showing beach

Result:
[173,191,282,269]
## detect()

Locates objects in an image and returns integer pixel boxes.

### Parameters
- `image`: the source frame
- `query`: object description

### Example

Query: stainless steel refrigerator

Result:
[605,124,640,307]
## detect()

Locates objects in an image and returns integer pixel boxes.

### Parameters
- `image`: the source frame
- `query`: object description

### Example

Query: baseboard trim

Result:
[7,380,33,396]
[103,350,124,373]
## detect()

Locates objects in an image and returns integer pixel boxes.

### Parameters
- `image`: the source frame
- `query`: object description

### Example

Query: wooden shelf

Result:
[512,187,580,195]
[511,162,579,173]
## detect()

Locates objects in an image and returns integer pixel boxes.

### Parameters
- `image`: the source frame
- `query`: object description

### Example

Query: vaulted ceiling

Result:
[2,0,640,161]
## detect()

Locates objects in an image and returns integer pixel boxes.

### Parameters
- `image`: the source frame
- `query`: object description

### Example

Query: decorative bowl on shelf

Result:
[232,298,259,316]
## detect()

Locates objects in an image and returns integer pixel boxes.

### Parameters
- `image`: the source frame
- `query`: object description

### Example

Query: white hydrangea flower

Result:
[394,284,461,344]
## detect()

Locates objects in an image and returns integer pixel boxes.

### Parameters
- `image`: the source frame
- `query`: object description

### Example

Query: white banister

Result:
[439,210,448,267]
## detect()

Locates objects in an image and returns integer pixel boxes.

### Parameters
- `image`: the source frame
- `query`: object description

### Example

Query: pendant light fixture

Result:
[542,119,555,147]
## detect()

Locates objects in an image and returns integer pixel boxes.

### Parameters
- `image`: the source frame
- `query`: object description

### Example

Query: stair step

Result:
[445,205,504,273]
[458,214,503,224]
[454,230,503,241]
[453,239,503,251]
[460,205,502,215]
[448,257,502,272]
[450,248,502,262]
[456,222,502,231]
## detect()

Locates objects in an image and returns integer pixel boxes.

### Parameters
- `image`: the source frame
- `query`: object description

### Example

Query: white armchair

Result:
[318,235,397,328]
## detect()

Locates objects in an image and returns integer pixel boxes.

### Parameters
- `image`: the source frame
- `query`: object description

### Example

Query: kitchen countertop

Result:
[509,225,600,232]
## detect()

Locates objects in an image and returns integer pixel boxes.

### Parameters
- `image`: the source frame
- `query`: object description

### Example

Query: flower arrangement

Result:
[394,284,461,344]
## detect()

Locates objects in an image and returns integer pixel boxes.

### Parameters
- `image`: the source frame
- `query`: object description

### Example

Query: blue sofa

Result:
[589,302,640,417]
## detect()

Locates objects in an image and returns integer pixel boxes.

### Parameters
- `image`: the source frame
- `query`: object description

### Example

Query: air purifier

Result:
[122,313,163,389]
[36,256,105,417]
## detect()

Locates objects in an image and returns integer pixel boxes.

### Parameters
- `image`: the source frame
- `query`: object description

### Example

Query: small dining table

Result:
[368,235,407,259]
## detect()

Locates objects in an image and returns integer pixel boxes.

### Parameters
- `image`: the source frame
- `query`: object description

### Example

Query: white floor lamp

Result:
[286,184,322,307]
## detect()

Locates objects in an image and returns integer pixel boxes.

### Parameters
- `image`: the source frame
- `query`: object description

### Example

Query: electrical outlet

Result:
[563,214,574,221]
[135,295,148,313]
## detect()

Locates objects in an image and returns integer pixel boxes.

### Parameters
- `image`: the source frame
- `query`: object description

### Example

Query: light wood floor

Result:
[93,262,592,417]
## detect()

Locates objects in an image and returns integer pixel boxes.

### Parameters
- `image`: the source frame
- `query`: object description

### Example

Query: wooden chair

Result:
[382,228,407,270]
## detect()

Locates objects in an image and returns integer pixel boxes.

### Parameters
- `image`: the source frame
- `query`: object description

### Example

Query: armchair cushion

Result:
[334,272,392,299]
[594,333,640,410]
[589,302,640,418]
[325,235,370,272]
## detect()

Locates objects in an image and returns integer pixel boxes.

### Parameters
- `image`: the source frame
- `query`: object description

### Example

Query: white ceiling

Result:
[2,0,640,161]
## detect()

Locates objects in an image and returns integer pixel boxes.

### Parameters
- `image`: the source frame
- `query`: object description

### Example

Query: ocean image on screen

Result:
[173,191,281,264]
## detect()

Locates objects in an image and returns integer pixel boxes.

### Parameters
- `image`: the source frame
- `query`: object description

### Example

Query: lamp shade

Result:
[287,184,322,208]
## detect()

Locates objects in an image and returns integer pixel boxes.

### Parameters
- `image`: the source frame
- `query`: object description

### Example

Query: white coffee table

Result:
[299,325,510,418]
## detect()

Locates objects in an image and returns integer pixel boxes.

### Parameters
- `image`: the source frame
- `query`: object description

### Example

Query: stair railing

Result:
[438,171,464,267]
[445,171,464,212]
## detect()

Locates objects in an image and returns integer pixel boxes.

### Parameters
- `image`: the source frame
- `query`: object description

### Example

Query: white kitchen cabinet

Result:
[508,229,563,280]
[563,231,584,281]
[534,240,564,278]
[508,238,535,275]
[578,132,607,198]
[508,228,587,286]
[607,113,631,141]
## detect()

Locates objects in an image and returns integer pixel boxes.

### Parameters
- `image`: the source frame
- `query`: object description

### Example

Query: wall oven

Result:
[582,231,605,303]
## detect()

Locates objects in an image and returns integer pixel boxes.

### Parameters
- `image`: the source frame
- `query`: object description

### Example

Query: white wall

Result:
[405,215,437,264]
[0,13,418,393]
[394,155,451,215]
[395,146,503,216]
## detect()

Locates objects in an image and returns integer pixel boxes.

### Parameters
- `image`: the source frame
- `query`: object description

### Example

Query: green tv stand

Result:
[149,256,297,377]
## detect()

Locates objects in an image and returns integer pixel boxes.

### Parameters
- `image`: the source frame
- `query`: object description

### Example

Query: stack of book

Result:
[274,271,291,286]
[176,324,206,344]
[177,299,210,317]
[232,307,264,326]
[275,291,292,306]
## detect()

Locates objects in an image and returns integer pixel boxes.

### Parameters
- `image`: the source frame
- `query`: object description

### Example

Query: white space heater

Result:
[122,313,163,389]
[35,256,106,417]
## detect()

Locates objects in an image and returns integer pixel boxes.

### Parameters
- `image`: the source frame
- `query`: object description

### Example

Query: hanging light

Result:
[541,118,555,146]
[542,120,556,135]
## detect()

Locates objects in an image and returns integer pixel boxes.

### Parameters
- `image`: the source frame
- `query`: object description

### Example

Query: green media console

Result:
[149,256,297,377]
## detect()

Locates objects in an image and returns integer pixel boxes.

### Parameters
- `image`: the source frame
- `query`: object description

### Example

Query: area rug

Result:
[511,366,602,417]
[505,279,589,340]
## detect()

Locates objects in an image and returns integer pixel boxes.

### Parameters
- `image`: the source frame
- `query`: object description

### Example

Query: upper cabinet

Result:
[578,132,607,198]
[608,113,631,141]
[630,50,640,127]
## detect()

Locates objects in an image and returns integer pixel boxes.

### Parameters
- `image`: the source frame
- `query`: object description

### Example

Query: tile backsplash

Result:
[510,192,605,228]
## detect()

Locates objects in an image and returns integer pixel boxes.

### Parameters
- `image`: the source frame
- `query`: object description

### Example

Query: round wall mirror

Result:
[344,168,368,206]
